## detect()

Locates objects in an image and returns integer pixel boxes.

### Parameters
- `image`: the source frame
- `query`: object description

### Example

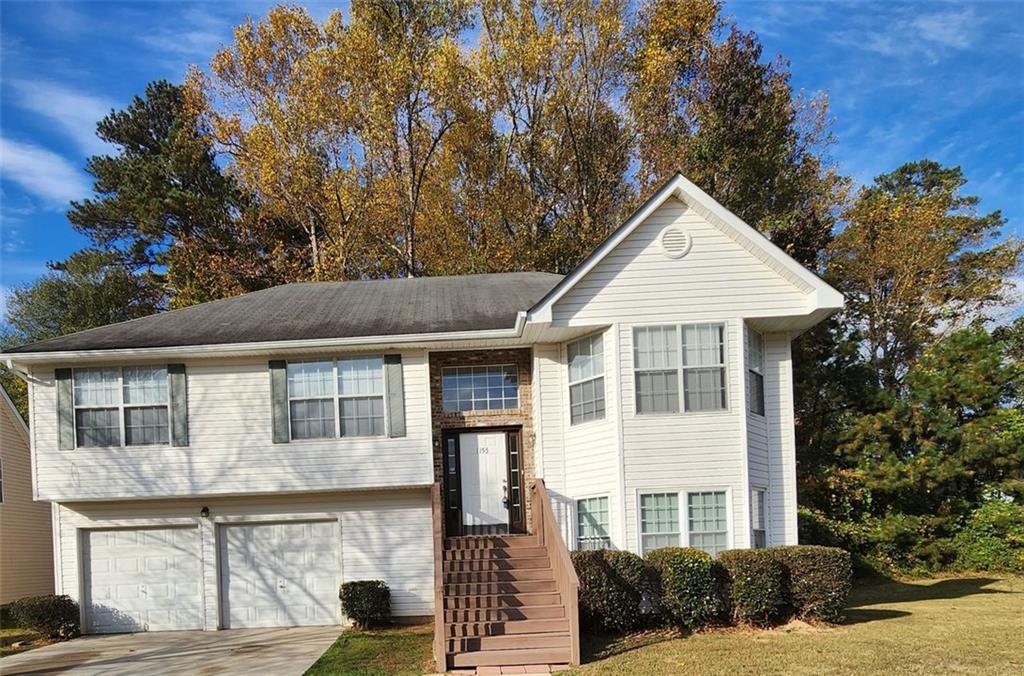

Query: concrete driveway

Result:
[0,626,342,676]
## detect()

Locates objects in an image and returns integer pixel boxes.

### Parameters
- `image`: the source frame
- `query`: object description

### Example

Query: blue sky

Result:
[1,1,1022,319]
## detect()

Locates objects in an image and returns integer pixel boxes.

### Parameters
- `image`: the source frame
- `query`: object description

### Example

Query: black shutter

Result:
[269,360,289,443]
[168,364,188,446]
[55,368,74,450]
[384,354,405,438]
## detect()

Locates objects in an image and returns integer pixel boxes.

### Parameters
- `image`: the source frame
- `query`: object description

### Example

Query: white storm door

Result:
[83,527,203,633]
[459,431,508,528]
[220,521,340,628]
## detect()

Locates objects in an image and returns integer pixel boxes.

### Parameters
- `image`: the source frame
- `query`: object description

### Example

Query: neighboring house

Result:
[1,174,842,668]
[0,385,54,604]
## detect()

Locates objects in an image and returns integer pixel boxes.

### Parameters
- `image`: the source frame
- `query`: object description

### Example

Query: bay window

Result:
[747,326,765,416]
[634,323,727,414]
[639,489,730,556]
[577,496,611,550]
[568,334,605,424]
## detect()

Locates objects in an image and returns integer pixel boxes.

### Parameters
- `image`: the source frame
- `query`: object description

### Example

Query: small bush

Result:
[952,501,1024,574]
[769,545,851,622]
[645,547,721,630]
[340,581,390,628]
[2,595,80,639]
[718,549,785,626]
[571,550,659,633]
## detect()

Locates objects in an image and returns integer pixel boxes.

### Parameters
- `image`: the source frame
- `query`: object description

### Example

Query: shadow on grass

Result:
[851,577,1013,607]
[581,628,682,663]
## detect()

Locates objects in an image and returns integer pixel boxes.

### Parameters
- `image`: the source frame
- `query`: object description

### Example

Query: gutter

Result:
[1,311,530,365]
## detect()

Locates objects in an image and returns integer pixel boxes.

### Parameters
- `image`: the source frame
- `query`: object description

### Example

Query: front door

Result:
[459,431,508,534]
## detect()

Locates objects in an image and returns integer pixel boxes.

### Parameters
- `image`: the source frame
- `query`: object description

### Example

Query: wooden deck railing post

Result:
[431,482,446,673]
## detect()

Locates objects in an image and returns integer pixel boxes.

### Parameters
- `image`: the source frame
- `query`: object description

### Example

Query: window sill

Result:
[70,443,173,451]
[632,409,733,419]
[568,415,608,428]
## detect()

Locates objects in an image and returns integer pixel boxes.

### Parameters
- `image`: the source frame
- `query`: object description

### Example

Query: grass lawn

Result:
[572,576,1024,675]
[303,624,434,676]
[0,627,48,657]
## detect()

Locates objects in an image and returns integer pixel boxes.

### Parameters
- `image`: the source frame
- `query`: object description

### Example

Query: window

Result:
[640,493,680,554]
[747,327,765,416]
[577,497,611,550]
[752,488,767,548]
[640,490,730,556]
[634,326,679,414]
[441,365,518,412]
[634,324,727,414]
[568,334,605,424]
[73,367,169,447]
[286,357,386,439]
[688,491,728,556]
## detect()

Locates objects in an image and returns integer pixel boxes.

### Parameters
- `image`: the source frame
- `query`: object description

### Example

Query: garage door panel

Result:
[220,521,340,629]
[83,527,203,634]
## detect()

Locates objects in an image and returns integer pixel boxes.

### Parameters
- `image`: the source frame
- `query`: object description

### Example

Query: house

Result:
[1,174,842,669]
[0,385,55,604]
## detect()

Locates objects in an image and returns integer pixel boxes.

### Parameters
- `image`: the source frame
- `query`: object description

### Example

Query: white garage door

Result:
[219,521,340,628]
[83,527,203,633]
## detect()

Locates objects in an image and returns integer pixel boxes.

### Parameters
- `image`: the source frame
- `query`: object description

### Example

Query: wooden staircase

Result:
[431,481,580,672]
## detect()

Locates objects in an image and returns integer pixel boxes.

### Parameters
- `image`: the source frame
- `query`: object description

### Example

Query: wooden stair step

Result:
[443,556,551,572]
[444,546,547,560]
[445,580,557,595]
[450,646,573,668]
[444,592,561,609]
[445,605,565,623]
[444,568,555,584]
[445,535,539,550]
[447,631,571,653]
[446,618,570,637]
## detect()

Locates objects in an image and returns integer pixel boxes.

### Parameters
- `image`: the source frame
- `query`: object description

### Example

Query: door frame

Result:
[442,426,525,537]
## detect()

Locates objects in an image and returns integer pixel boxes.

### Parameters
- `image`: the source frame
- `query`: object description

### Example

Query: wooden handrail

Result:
[530,479,581,666]
[431,482,446,673]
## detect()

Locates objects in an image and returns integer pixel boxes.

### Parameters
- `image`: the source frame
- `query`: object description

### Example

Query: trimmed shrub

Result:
[768,546,852,622]
[645,547,721,630]
[952,500,1024,574]
[340,580,390,628]
[571,550,659,632]
[717,549,785,626]
[2,595,80,639]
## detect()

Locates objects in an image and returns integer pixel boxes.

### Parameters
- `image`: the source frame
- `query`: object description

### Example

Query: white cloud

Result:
[9,80,114,156]
[0,137,90,207]
[831,6,982,62]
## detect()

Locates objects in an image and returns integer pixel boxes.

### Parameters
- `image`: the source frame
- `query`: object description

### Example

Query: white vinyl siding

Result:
[287,357,385,440]
[31,352,432,501]
[633,324,726,414]
[567,334,605,425]
[576,497,611,550]
[441,365,518,412]
[73,367,169,448]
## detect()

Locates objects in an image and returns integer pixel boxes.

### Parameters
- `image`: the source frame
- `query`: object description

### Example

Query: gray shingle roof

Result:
[6,272,564,353]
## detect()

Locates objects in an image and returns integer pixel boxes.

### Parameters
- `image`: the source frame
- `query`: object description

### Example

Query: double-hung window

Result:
[747,327,765,416]
[639,489,729,556]
[634,324,727,414]
[751,488,767,548]
[73,366,170,447]
[577,497,611,550]
[568,334,605,424]
[286,357,385,440]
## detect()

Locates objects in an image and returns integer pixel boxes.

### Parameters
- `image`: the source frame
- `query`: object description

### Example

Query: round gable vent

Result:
[660,226,692,259]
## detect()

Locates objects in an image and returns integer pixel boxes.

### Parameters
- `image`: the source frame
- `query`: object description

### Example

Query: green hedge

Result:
[718,549,785,626]
[571,550,659,633]
[645,547,721,630]
[768,545,851,622]
[340,580,390,628]
[952,501,1024,574]
[1,595,80,639]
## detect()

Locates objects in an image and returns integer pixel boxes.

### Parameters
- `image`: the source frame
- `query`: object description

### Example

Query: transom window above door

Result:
[441,365,518,412]
[286,357,386,439]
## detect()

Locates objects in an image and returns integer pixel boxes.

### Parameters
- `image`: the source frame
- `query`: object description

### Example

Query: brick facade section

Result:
[429,348,535,534]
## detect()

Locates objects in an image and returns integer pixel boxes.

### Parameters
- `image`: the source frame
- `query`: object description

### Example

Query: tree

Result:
[828,160,1023,388]
[0,250,165,419]
[627,2,845,268]
[68,80,250,305]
